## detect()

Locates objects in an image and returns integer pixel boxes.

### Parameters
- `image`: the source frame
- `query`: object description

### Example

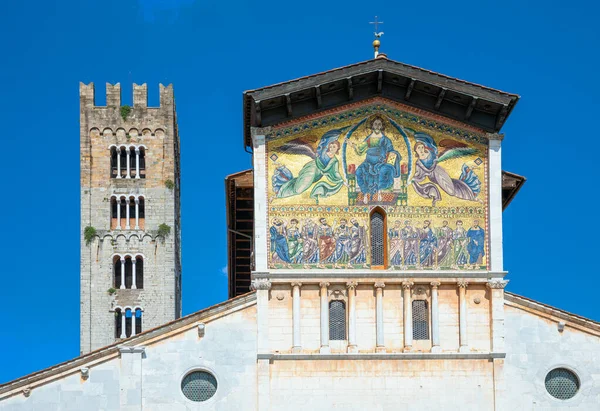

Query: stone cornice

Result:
[253,270,507,281]
[257,352,506,361]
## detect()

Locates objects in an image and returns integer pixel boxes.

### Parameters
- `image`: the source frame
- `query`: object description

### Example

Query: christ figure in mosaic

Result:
[301,218,319,267]
[317,218,336,268]
[436,220,454,268]
[411,133,481,206]
[352,116,401,204]
[388,220,403,267]
[400,220,419,267]
[270,219,292,268]
[418,220,438,268]
[466,220,485,268]
[271,127,349,204]
[347,218,368,268]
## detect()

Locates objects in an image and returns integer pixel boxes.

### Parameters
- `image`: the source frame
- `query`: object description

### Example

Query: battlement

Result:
[79,82,174,109]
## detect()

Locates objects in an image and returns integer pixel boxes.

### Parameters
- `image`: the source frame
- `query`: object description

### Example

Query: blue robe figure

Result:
[270,221,291,264]
[418,224,438,267]
[466,224,485,265]
[353,117,401,198]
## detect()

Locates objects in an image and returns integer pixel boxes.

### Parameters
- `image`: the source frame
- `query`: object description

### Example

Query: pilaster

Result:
[488,133,504,272]
[251,127,271,273]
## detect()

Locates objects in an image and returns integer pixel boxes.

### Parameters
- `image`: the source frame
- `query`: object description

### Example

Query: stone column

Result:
[458,280,469,353]
[346,281,358,353]
[319,282,330,353]
[120,258,126,289]
[131,258,137,289]
[135,148,140,179]
[250,127,272,272]
[116,148,121,179]
[125,198,131,229]
[488,134,504,272]
[125,148,131,179]
[120,310,126,338]
[291,282,302,353]
[116,198,122,230]
[252,278,272,411]
[375,282,386,353]
[430,281,441,353]
[487,280,508,352]
[131,311,136,336]
[134,198,140,230]
[402,281,414,351]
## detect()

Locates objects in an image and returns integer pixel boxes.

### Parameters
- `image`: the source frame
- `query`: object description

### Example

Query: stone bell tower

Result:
[79,83,182,354]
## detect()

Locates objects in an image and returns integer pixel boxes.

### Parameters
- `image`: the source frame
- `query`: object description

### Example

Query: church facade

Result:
[1,52,600,410]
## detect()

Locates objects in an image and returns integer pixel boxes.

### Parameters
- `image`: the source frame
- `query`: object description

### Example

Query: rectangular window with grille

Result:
[412,300,429,340]
[329,300,346,340]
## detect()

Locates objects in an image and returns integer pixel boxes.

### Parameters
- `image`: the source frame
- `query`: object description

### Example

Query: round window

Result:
[545,368,579,400]
[181,371,217,402]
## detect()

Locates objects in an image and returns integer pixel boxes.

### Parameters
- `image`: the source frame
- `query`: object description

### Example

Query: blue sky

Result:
[0,0,598,384]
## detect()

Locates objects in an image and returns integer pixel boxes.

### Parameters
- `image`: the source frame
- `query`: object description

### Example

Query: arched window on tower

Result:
[113,255,144,289]
[110,147,118,178]
[329,300,346,341]
[135,256,144,289]
[138,147,146,179]
[114,256,122,289]
[115,308,123,338]
[119,148,127,178]
[125,308,133,337]
[134,308,143,335]
[370,209,387,269]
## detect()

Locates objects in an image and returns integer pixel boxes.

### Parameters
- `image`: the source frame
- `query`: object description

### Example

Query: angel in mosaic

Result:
[411,133,482,206]
[271,127,350,204]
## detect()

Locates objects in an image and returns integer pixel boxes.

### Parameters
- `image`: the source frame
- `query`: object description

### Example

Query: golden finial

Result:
[369,16,384,58]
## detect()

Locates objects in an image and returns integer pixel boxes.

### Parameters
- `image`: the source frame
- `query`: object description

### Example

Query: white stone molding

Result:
[251,279,272,291]
[197,323,206,337]
[80,367,89,380]
[250,126,271,273]
[488,138,503,271]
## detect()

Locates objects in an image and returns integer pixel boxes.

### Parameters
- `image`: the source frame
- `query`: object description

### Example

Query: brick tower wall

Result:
[79,83,182,354]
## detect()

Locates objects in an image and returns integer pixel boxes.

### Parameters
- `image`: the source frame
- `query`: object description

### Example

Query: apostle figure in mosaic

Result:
[418,220,438,268]
[331,219,351,268]
[435,220,454,268]
[301,218,319,267]
[286,219,303,264]
[271,127,350,204]
[352,116,402,204]
[317,218,336,268]
[411,133,482,206]
[388,220,403,267]
[452,220,469,269]
[466,220,485,268]
[400,220,419,267]
[347,218,368,268]
[270,218,292,268]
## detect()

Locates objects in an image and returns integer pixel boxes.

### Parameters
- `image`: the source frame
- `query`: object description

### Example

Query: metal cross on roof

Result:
[369,16,384,38]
